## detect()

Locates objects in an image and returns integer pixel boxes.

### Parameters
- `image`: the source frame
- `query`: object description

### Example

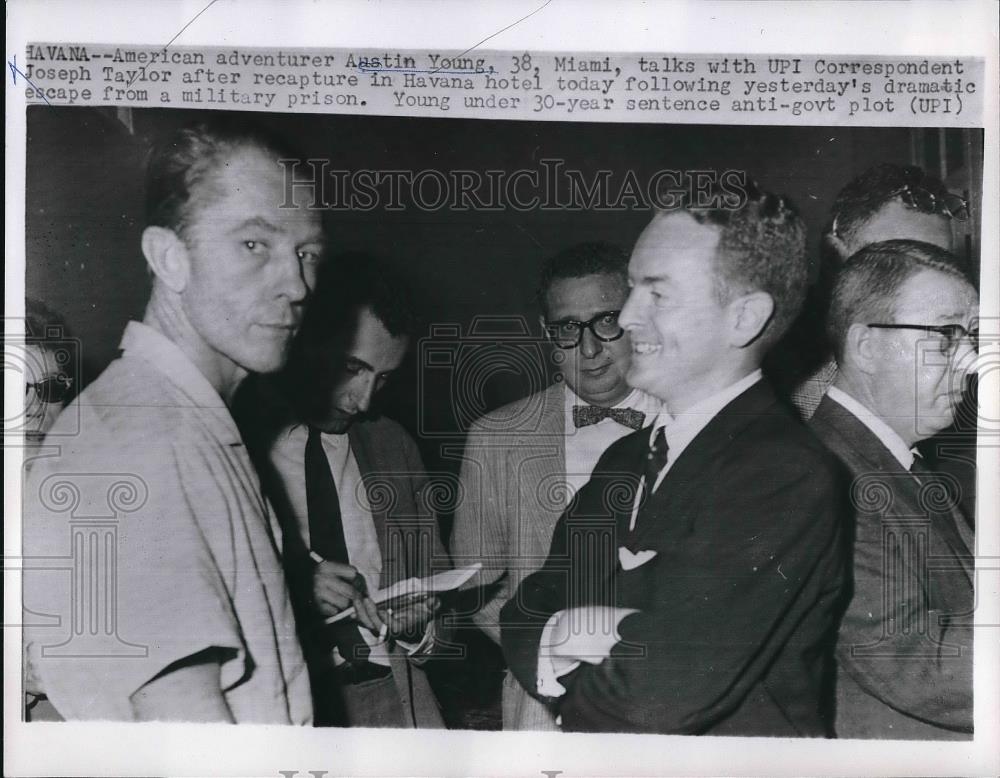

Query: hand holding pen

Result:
[309,551,385,637]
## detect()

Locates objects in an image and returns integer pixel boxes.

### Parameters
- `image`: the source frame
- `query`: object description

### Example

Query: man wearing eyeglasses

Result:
[451,241,662,730]
[809,239,977,739]
[787,163,969,419]
[21,298,76,455]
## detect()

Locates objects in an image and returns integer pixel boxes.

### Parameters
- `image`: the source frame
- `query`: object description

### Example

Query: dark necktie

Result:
[572,404,646,431]
[304,425,371,664]
[908,452,931,480]
[630,426,669,534]
[909,452,973,555]
[642,426,670,500]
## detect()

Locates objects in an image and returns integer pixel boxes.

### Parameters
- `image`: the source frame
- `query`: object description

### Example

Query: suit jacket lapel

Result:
[626,381,782,549]
[514,384,568,556]
[812,396,973,585]
[347,423,394,590]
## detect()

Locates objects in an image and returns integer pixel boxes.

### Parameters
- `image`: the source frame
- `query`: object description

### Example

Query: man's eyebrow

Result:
[302,233,327,247]
[228,216,279,234]
[343,354,374,372]
[931,311,974,322]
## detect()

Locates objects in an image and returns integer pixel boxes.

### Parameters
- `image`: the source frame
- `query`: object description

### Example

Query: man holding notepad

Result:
[244,257,448,728]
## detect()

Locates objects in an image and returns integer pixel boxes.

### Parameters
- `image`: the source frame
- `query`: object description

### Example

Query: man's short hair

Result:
[827,163,956,251]
[536,242,629,318]
[145,117,301,238]
[827,239,974,365]
[677,178,808,348]
[295,252,419,358]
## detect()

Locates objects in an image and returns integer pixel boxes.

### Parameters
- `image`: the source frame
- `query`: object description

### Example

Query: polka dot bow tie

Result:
[572,405,646,431]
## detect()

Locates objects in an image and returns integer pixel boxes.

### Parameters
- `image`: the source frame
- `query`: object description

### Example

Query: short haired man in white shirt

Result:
[809,238,978,738]
[23,118,323,722]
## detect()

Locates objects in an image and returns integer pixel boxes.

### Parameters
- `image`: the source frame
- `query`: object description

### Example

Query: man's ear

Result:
[845,322,877,374]
[728,291,774,348]
[824,231,851,264]
[141,226,189,293]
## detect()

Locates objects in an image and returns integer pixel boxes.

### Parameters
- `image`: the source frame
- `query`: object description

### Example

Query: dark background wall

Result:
[25,107,978,483]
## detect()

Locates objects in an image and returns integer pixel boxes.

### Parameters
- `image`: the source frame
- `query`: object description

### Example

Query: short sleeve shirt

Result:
[23,322,311,723]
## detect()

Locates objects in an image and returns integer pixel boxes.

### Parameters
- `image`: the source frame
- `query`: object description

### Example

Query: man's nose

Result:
[578,327,603,359]
[618,289,641,331]
[278,248,310,303]
[954,336,979,377]
[352,375,378,413]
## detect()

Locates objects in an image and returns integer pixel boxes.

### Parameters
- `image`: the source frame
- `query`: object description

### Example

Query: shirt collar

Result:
[285,421,350,448]
[826,385,915,470]
[564,385,665,422]
[119,321,241,443]
[648,369,764,455]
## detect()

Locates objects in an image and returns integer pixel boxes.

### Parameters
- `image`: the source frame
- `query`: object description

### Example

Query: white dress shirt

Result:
[270,424,396,666]
[563,386,665,500]
[826,385,915,470]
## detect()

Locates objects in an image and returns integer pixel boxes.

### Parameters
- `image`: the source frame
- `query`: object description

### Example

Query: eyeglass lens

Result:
[26,377,72,403]
[548,312,623,348]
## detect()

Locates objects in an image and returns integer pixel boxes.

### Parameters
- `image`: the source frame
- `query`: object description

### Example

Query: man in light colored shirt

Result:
[451,242,661,730]
[501,180,847,735]
[808,239,977,738]
[248,258,447,728]
[22,119,323,722]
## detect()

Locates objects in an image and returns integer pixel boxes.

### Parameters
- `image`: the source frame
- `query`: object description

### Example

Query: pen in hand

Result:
[310,550,386,639]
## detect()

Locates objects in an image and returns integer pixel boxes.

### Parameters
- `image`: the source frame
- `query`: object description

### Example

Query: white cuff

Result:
[397,620,435,656]
[535,611,579,698]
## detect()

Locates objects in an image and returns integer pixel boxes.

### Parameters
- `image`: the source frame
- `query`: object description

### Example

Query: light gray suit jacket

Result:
[451,383,567,729]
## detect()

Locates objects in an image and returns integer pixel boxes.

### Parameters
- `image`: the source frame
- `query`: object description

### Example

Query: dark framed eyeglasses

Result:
[892,183,969,221]
[867,322,979,357]
[25,376,74,404]
[831,177,969,239]
[544,310,624,350]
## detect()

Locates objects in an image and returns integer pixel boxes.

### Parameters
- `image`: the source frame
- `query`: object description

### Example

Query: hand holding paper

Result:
[324,563,482,626]
[311,556,383,633]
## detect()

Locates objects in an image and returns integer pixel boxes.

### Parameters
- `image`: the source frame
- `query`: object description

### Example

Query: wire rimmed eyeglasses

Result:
[25,376,74,404]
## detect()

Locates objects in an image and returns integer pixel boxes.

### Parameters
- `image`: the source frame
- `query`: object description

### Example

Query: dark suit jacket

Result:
[809,396,974,739]
[500,381,847,735]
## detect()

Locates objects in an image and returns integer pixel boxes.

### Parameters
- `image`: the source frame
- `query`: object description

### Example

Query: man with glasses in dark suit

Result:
[788,163,969,418]
[808,239,977,739]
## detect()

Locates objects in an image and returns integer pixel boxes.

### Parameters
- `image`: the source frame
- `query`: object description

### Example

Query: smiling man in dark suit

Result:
[451,242,662,730]
[500,180,848,735]
[809,239,977,739]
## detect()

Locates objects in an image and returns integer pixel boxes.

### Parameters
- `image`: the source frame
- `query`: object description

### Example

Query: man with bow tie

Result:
[500,181,848,735]
[451,241,662,730]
